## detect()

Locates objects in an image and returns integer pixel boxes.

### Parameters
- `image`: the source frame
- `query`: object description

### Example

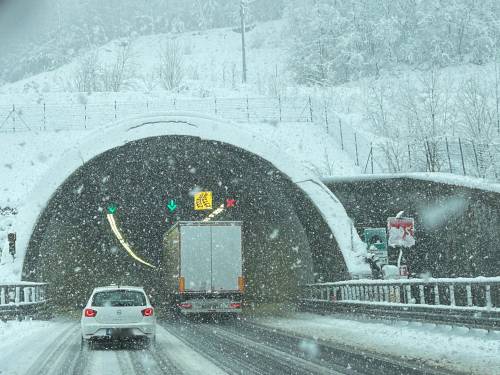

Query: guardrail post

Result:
[340,286,345,301]
[0,287,5,305]
[405,285,412,303]
[449,284,455,306]
[419,285,425,304]
[434,284,440,305]
[15,287,20,304]
[326,287,331,301]
[485,285,492,308]
[383,285,389,302]
[466,284,473,307]
[395,285,401,303]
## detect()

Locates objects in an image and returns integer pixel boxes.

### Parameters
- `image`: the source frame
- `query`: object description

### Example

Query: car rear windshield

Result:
[92,290,146,307]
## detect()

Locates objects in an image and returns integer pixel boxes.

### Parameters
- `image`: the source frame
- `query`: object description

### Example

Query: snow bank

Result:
[255,313,500,375]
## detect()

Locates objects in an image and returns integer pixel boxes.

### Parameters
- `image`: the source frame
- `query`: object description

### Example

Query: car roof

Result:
[92,285,146,293]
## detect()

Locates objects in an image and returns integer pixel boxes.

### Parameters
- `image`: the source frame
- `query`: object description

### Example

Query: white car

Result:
[81,285,156,347]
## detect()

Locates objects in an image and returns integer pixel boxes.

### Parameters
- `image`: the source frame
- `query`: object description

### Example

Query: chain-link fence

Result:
[0,96,314,132]
[1,95,499,181]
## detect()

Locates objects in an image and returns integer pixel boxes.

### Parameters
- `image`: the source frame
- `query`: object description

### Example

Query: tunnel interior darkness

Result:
[24,136,348,308]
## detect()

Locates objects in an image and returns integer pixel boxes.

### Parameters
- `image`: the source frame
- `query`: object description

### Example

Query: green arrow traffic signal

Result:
[167,199,177,213]
[107,203,118,214]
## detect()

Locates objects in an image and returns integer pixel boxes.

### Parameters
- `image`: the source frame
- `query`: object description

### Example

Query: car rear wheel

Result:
[81,337,94,350]
[145,335,156,349]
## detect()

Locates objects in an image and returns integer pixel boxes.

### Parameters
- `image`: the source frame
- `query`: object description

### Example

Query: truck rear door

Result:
[211,225,242,291]
[180,225,212,291]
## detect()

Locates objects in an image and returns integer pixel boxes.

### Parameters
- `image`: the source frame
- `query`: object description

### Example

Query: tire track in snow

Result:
[206,323,340,375]
[160,321,260,375]
[25,322,79,375]
[147,340,185,375]
[116,349,136,374]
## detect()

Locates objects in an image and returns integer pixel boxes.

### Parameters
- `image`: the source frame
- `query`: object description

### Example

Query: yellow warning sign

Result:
[194,191,213,210]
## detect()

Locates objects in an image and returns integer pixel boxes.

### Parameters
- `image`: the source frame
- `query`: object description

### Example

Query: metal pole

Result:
[458,137,466,175]
[246,96,250,122]
[324,101,329,134]
[445,137,452,173]
[278,96,282,122]
[339,119,344,150]
[240,1,247,84]
[407,143,412,170]
[471,141,480,176]
[371,144,374,173]
[354,132,359,166]
[308,96,313,122]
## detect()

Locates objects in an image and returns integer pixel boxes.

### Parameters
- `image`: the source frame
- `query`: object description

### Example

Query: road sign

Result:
[387,217,415,248]
[226,198,236,208]
[363,228,388,265]
[399,265,409,276]
[194,191,213,210]
[167,199,177,213]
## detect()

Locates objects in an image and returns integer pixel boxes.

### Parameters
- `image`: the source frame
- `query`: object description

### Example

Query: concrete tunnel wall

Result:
[6,113,370,283]
[323,175,500,277]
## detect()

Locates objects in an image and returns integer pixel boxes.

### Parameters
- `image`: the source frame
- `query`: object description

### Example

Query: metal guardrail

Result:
[301,277,500,329]
[0,282,51,320]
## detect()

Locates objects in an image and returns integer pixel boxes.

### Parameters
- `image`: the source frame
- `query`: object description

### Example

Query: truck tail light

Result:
[84,308,97,318]
[229,302,241,309]
[141,307,154,317]
[179,277,185,293]
[178,303,192,309]
[238,276,245,292]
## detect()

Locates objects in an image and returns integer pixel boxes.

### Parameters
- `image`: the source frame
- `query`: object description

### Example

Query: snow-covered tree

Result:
[285,0,500,85]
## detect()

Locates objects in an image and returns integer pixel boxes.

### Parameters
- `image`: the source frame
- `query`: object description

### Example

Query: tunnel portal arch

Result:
[13,113,369,282]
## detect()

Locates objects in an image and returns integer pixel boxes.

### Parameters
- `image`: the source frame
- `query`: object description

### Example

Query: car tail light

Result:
[178,303,192,309]
[84,308,97,318]
[229,302,241,309]
[141,307,154,317]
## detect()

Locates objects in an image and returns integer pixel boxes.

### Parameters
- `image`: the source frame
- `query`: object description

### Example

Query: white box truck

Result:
[162,221,244,315]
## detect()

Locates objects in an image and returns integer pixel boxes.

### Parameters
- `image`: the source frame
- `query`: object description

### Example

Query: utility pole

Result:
[240,0,247,84]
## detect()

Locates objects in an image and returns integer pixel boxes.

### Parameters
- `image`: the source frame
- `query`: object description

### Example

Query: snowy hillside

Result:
[0,21,287,98]
[1,19,500,182]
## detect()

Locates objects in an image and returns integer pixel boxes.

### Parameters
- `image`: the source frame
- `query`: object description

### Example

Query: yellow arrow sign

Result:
[194,191,213,210]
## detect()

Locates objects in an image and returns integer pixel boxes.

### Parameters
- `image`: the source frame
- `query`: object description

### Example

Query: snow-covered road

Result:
[0,315,475,375]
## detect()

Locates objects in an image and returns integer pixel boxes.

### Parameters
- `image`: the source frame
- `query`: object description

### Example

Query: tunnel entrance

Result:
[23,136,347,308]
